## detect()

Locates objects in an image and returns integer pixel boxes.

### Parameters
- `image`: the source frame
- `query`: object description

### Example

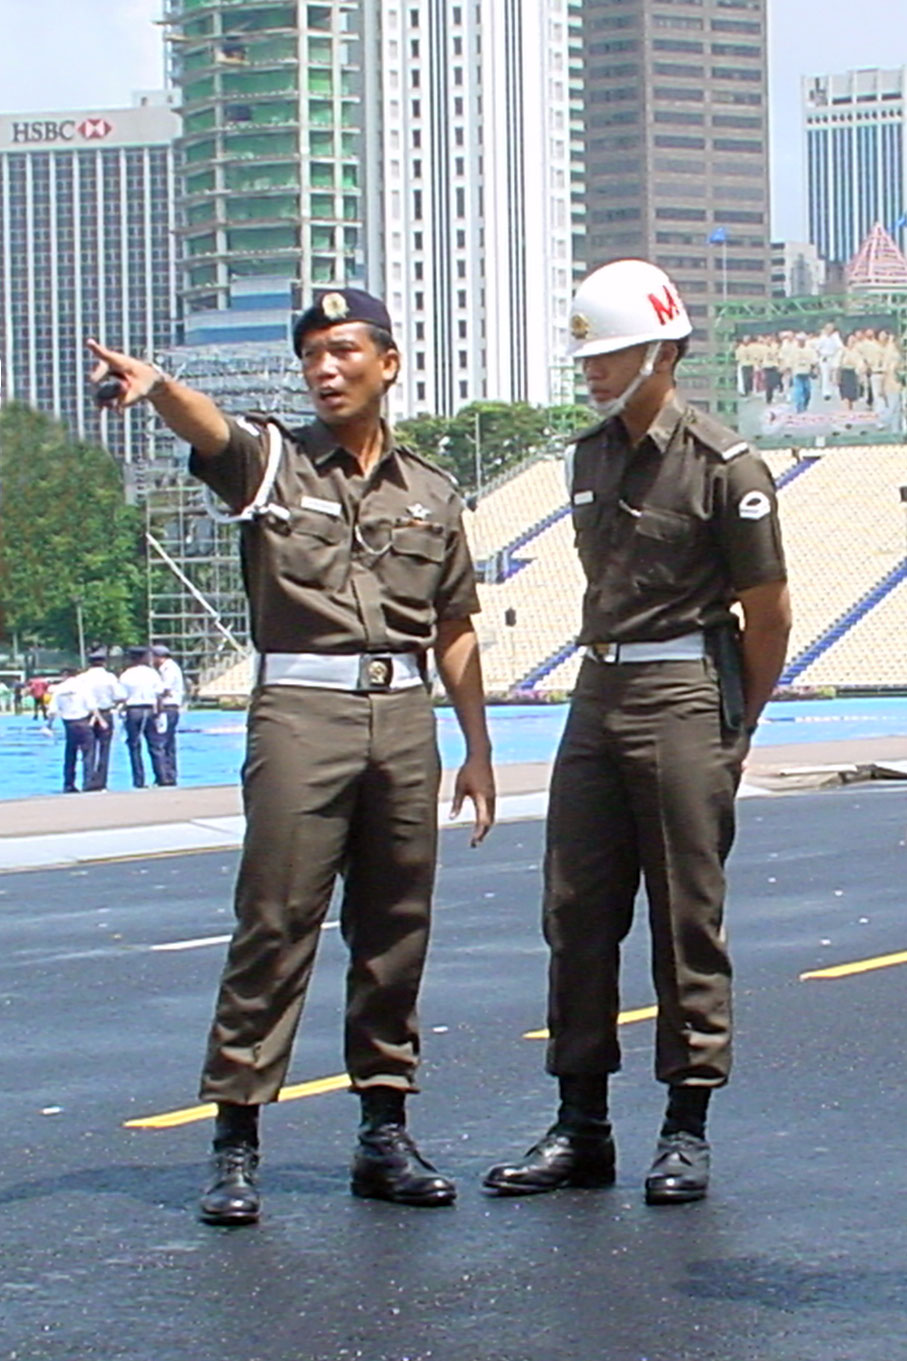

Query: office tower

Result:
[771,240,826,297]
[0,97,179,464]
[368,0,583,414]
[581,0,771,403]
[804,68,907,267]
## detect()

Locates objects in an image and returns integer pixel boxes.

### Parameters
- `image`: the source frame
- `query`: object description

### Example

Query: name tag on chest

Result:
[300,495,343,517]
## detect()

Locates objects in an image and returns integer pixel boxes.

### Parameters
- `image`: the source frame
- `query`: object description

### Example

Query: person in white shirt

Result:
[118,645,168,788]
[81,648,126,790]
[151,644,185,786]
[48,668,99,793]
[814,323,843,401]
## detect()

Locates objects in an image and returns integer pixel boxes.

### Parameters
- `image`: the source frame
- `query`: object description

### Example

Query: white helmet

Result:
[568,259,692,359]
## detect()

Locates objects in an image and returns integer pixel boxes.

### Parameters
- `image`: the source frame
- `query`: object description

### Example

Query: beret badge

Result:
[570,312,591,340]
[321,292,350,320]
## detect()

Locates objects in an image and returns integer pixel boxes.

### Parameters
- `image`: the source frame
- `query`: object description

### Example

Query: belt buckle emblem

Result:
[360,655,393,691]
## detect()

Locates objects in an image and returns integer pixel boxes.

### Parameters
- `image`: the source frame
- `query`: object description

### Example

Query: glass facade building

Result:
[0,98,179,465]
[804,68,907,267]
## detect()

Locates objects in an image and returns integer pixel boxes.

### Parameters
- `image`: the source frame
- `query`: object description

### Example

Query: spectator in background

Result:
[118,645,167,789]
[48,667,98,793]
[81,647,125,791]
[789,333,818,415]
[837,334,865,412]
[151,644,184,786]
[814,322,843,401]
[27,676,50,720]
[762,333,783,406]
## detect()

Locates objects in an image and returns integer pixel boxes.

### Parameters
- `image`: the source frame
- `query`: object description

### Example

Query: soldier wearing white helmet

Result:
[485,259,791,1206]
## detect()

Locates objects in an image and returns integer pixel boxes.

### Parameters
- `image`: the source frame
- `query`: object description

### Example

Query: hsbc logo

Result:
[9,117,114,144]
[77,118,113,140]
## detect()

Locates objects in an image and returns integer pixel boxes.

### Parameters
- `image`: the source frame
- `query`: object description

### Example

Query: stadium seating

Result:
[195,442,907,700]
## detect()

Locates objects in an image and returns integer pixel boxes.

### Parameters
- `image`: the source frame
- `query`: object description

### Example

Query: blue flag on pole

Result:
[708,226,727,244]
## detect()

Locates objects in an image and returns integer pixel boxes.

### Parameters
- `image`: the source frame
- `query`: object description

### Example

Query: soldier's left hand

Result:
[450,755,496,847]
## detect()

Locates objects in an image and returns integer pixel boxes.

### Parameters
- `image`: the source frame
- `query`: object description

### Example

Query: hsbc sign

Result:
[9,117,114,144]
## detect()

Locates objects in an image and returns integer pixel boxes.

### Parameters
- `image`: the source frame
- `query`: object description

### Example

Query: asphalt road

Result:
[2,788,907,1361]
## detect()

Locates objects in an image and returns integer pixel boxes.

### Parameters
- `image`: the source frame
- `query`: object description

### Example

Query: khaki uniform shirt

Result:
[190,415,480,655]
[859,338,884,373]
[789,344,818,375]
[567,396,786,645]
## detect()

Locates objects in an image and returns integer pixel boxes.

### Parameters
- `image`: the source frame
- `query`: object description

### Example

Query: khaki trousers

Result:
[544,656,745,1088]
[199,684,440,1105]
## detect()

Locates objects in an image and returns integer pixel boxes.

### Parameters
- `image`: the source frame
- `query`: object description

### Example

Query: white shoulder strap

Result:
[563,442,577,499]
[202,420,289,524]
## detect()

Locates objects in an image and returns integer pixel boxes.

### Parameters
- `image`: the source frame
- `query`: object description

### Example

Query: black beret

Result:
[292,288,394,357]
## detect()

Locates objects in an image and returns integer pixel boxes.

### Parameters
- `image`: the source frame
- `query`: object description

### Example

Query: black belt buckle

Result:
[358,654,393,692]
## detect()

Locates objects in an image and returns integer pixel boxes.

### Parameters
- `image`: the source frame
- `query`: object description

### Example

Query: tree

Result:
[396,398,594,496]
[0,403,147,654]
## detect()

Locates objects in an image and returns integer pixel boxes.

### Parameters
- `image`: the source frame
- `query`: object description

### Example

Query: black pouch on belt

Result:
[707,623,745,734]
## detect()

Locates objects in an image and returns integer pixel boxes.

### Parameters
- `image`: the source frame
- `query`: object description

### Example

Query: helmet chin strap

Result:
[590,341,662,421]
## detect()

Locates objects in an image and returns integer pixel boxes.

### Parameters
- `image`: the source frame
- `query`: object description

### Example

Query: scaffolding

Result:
[142,342,312,684]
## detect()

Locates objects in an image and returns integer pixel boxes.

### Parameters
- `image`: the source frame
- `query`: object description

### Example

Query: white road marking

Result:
[151,921,339,952]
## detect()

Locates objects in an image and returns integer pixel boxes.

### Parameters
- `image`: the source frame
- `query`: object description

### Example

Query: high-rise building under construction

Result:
[162,0,583,417]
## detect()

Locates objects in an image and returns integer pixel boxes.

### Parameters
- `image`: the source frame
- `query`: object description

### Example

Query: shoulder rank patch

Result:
[738,490,771,521]
[398,444,460,488]
[687,407,750,462]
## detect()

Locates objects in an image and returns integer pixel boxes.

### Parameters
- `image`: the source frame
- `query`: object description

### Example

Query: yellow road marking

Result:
[523,1004,657,1041]
[123,1073,350,1130]
[800,949,907,981]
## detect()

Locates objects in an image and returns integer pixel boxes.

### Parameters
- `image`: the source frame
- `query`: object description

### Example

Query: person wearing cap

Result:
[117,645,168,788]
[483,259,790,1206]
[81,648,125,791]
[150,644,185,786]
[47,667,101,793]
[86,287,494,1226]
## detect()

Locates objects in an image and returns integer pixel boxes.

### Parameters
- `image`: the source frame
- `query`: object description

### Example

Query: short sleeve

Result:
[713,452,787,593]
[434,507,481,620]
[188,415,269,512]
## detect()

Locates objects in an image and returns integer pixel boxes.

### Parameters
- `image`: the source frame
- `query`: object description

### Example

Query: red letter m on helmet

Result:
[648,287,680,326]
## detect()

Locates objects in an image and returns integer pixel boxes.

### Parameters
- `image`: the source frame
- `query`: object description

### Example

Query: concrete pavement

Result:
[2,740,906,873]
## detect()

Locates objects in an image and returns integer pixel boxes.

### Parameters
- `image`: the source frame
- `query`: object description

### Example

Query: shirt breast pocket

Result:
[381,524,446,603]
[572,500,605,577]
[630,507,698,590]
[274,510,347,589]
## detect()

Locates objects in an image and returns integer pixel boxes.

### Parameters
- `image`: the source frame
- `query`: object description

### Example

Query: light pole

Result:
[473,409,482,499]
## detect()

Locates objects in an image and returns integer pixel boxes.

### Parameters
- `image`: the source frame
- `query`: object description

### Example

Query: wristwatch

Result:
[145,363,169,399]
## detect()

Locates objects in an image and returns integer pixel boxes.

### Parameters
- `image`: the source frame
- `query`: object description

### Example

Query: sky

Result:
[0,0,901,242]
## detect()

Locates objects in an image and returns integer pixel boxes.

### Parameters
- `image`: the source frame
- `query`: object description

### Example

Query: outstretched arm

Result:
[86,339,230,457]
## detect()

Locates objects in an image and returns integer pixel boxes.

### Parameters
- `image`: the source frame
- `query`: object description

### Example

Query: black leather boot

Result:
[644,1131,710,1204]
[483,1077,615,1196]
[644,1086,711,1205]
[198,1103,261,1226]
[199,1143,261,1225]
[351,1088,456,1207]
